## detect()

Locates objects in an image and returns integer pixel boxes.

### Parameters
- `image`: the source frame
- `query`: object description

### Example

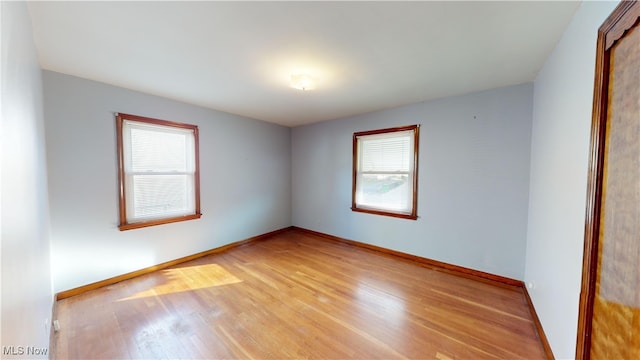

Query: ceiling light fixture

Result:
[291,73,318,91]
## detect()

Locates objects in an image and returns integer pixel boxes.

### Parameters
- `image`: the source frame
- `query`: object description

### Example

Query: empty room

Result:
[2,1,638,359]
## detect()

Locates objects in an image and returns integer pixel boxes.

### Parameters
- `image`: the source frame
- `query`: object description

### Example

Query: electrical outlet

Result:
[53,320,60,332]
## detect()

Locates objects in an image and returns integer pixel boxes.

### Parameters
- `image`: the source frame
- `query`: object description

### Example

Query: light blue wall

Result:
[525,1,620,358]
[43,71,292,292]
[1,1,53,356]
[292,83,533,280]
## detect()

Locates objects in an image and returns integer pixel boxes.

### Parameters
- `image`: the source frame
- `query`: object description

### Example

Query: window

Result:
[116,113,201,230]
[352,125,419,219]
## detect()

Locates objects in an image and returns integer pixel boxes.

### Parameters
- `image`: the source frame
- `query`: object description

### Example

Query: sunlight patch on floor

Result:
[118,263,242,301]
[435,352,454,360]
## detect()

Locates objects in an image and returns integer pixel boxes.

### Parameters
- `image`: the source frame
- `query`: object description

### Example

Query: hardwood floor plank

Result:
[52,229,547,359]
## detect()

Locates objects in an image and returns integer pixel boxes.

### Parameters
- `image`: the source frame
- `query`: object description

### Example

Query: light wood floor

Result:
[53,229,547,359]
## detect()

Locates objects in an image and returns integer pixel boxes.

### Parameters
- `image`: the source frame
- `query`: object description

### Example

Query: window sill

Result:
[351,207,417,220]
[119,213,202,231]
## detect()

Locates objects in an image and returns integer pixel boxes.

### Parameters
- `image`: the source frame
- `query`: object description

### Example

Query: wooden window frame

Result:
[116,113,201,231]
[351,124,420,220]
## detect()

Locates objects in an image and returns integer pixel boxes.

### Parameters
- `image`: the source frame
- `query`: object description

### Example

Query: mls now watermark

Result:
[2,346,49,356]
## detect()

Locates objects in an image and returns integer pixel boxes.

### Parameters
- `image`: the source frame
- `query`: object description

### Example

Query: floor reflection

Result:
[355,281,406,327]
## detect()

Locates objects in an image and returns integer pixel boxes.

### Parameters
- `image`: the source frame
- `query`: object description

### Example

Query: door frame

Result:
[576,1,640,359]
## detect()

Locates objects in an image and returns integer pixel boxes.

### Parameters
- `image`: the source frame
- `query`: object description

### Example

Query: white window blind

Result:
[123,120,196,223]
[354,126,418,217]
[360,132,412,173]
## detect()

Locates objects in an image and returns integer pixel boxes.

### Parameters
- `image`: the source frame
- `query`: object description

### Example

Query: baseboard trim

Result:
[522,285,555,359]
[48,298,58,360]
[291,226,554,359]
[55,226,292,300]
[292,226,521,287]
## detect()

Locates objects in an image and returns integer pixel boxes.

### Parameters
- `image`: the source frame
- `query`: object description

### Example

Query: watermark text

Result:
[2,346,49,357]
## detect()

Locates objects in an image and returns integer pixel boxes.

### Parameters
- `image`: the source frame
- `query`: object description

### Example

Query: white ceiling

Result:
[27,1,580,127]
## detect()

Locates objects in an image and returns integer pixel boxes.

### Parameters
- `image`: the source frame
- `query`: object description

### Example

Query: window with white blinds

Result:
[116,113,201,230]
[352,125,419,219]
